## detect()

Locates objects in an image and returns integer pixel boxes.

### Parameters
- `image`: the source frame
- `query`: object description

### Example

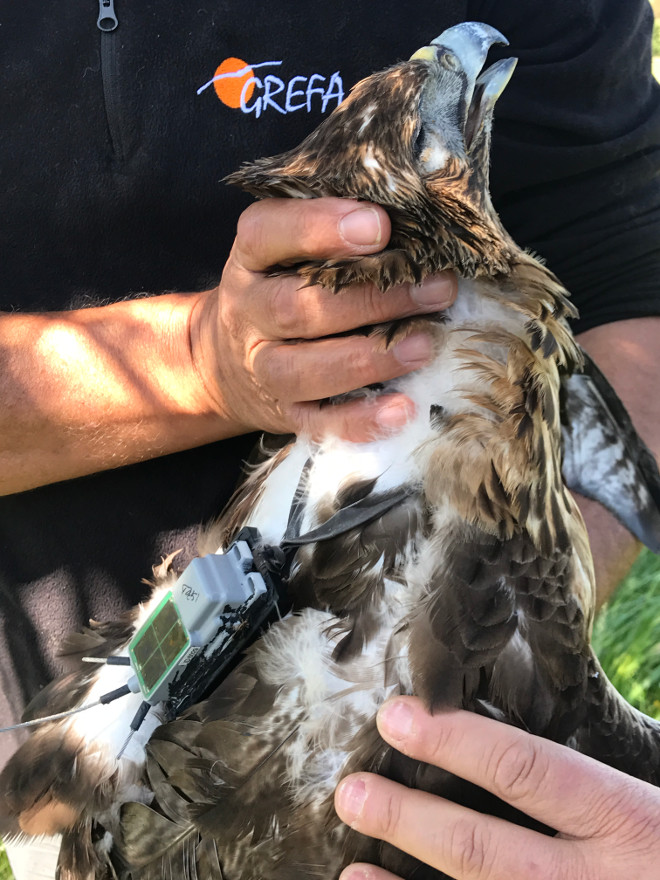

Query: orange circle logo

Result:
[213,57,256,109]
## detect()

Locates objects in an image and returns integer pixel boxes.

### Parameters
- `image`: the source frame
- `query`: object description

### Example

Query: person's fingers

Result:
[339,864,401,880]
[251,333,433,404]
[334,772,566,880]
[234,198,391,271]
[246,271,457,341]
[289,394,416,443]
[195,197,458,439]
[374,698,657,840]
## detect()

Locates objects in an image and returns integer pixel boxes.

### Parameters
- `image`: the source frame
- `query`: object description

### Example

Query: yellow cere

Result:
[409,46,437,62]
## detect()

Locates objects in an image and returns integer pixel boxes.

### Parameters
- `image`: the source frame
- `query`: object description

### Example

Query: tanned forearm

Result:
[0,199,456,496]
[4,200,656,601]
[575,316,660,610]
[0,293,227,494]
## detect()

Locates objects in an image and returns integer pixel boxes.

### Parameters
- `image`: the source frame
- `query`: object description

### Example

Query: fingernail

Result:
[339,208,382,246]
[340,869,372,880]
[392,333,433,367]
[376,398,415,430]
[410,273,456,309]
[378,698,414,741]
[336,778,367,824]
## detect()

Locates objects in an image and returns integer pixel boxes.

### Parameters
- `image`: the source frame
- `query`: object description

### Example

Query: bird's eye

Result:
[439,51,459,71]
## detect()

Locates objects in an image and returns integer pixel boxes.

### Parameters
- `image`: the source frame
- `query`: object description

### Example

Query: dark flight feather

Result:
[561,347,660,552]
[2,22,660,880]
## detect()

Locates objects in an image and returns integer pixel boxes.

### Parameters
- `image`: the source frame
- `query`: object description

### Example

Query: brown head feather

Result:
[4,25,660,880]
[226,59,518,290]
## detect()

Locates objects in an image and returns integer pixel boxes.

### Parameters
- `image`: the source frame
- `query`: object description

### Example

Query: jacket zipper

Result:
[97,0,125,161]
[97,0,118,31]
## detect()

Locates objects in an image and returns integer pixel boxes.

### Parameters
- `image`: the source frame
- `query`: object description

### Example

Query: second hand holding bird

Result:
[335,696,660,880]
[189,196,458,443]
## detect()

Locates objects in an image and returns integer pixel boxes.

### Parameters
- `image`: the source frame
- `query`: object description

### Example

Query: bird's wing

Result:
[560,347,660,552]
[576,653,660,785]
[109,610,390,880]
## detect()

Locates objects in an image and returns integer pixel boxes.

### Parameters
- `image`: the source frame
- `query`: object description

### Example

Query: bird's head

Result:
[226,23,520,288]
[408,24,517,197]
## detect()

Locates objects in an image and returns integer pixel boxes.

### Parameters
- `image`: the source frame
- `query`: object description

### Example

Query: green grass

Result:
[593,548,660,719]
[0,13,657,880]
[0,840,11,880]
[2,30,660,877]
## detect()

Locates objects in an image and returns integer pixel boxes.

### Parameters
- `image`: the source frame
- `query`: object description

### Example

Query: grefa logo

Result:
[197,58,344,118]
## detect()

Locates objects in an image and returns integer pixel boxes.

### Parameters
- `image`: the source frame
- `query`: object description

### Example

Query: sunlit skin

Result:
[0,197,658,874]
[0,199,456,494]
[0,198,656,609]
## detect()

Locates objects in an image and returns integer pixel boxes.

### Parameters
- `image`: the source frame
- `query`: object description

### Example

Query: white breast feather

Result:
[64,281,531,809]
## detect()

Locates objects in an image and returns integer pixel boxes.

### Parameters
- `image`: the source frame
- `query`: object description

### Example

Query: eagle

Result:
[2,21,660,880]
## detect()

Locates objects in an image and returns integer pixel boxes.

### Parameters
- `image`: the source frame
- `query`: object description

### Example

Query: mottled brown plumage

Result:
[2,22,660,880]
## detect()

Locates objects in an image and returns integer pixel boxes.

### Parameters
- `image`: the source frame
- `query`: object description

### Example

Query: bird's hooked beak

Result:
[410,22,517,156]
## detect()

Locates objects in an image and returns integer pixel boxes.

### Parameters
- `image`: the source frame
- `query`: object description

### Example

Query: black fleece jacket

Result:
[0,0,659,769]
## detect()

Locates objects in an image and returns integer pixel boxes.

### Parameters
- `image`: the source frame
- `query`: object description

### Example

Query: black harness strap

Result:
[281,485,415,548]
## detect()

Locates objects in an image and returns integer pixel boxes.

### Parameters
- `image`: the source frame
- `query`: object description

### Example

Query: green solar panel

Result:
[129,592,191,699]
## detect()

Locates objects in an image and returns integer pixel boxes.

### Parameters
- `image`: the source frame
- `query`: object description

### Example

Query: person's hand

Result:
[334,696,660,880]
[190,197,456,442]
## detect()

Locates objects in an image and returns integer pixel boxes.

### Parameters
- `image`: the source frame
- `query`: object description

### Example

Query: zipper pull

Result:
[97,0,118,31]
